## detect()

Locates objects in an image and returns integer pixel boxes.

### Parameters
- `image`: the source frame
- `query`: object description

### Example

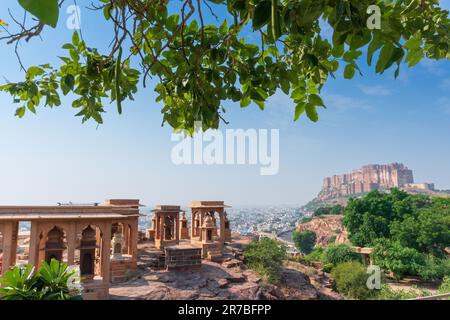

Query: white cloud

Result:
[358,85,392,96]
[324,94,374,112]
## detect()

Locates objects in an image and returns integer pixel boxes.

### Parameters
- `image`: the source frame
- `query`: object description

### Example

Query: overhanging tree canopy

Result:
[0,0,449,133]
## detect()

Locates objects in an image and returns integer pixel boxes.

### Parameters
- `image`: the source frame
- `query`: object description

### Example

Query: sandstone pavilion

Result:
[0,199,232,299]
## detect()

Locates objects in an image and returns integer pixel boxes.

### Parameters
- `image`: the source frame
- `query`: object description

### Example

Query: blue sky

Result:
[0,0,449,206]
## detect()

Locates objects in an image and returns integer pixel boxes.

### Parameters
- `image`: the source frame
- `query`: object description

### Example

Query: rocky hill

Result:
[302,163,449,216]
[320,163,415,200]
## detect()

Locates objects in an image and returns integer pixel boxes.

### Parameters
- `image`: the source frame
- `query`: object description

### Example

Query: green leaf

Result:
[240,95,251,107]
[26,66,44,80]
[166,14,180,32]
[305,103,318,122]
[18,0,59,28]
[255,100,265,110]
[280,77,290,95]
[376,43,395,73]
[404,32,422,51]
[103,4,112,20]
[15,106,26,118]
[291,86,306,100]
[250,88,267,101]
[61,74,75,95]
[331,44,344,58]
[405,49,424,67]
[62,43,75,50]
[343,50,362,62]
[92,112,103,124]
[27,100,36,114]
[270,0,282,40]
[367,33,383,66]
[309,94,325,108]
[344,64,355,79]
[294,102,305,121]
[253,1,271,30]
[72,31,80,46]
[219,19,228,34]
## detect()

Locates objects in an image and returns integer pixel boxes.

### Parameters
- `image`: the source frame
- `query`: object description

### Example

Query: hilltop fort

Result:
[319,163,435,201]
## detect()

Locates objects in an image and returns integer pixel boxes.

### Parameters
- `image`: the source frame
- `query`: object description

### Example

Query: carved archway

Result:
[164,216,174,240]
[79,225,97,279]
[44,226,66,263]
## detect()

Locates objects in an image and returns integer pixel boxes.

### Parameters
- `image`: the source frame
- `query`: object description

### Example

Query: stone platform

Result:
[165,244,202,271]
[110,255,138,283]
[82,278,109,300]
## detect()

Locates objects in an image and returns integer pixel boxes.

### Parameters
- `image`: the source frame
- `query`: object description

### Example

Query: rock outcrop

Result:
[109,240,321,300]
[297,215,348,246]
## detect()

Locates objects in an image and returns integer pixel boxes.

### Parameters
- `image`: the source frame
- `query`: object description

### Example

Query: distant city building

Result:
[404,183,435,191]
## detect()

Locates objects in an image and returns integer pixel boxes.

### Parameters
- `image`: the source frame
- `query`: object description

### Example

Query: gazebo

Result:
[152,205,184,249]
[190,201,231,259]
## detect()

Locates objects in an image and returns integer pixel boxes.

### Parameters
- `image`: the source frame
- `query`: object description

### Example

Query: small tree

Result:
[292,230,317,254]
[372,239,424,279]
[243,238,287,284]
[0,259,82,300]
[323,244,360,266]
[331,261,373,300]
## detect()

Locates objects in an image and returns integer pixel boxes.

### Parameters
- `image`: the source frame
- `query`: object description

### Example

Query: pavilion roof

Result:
[0,213,139,221]
[151,205,185,212]
[0,203,141,221]
[190,201,231,208]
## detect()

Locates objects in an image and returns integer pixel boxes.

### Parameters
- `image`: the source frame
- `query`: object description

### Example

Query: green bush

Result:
[438,276,450,294]
[243,238,287,284]
[292,230,316,254]
[330,261,373,300]
[303,247,325,264]
[417,255,450,281]
[323,263,334,273]
[0,259,82,300]
[300,217,312,224]
[372,239,424,279]
[374,284,423,300]
[328,235,337,244]
[314,205,344,217]
[323,244,360,266]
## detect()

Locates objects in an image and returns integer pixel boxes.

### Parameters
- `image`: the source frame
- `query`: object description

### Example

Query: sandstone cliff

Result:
[297,215,348,246]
